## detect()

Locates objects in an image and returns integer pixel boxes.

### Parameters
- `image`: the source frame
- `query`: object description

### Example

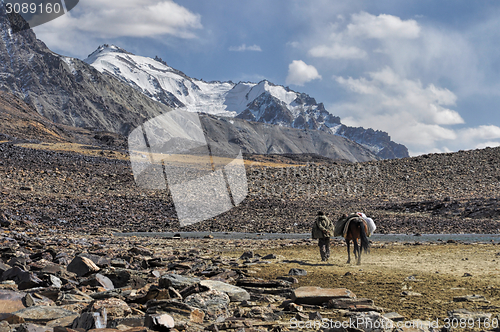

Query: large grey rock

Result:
[453,294,489,303]
[16,324,54,332]
[1,267,42,290]
[40,264,75,279]
[200,280,250,302]
[159,274,200,289]
[90,298,132,319]
[57,289,94,305]
[146,299,205,324]
[108,316,145,328]
[288,268,307,276]
[104,269,146,289]
[49,275,62,288]
[236,278,291,288]
[291,287,355,305]
[184,290,230,317]
[10,306,76,324]
[71,312,100,331]
[95,274,114,290]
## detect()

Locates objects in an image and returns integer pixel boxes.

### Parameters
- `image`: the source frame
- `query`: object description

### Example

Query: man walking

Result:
[312,211,333,261]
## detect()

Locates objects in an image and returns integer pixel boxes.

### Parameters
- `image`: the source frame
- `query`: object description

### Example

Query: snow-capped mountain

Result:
[0,10,382,162]
[85,45,407,159]
[85,45,340,129]
[0,6,406,161]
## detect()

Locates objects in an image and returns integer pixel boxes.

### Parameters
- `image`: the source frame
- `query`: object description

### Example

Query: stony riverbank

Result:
[1,230,500,331]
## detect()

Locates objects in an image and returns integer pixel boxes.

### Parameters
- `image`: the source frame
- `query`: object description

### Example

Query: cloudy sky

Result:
[34,0,500,156]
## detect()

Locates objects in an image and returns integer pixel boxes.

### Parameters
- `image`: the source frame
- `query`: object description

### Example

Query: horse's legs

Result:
[353,238,360,265]
[356,239,362,265]
[346,239,351,264]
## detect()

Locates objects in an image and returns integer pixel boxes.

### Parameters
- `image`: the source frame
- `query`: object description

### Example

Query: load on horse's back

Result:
[335,212,375,265]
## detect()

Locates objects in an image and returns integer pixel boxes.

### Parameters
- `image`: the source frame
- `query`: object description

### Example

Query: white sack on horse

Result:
[357,212,376,237]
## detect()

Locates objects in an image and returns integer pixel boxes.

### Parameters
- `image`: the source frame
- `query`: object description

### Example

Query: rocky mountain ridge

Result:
[0,9,401,162]
[85,44,408,159]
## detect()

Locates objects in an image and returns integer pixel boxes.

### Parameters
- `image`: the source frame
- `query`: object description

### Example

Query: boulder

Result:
[288,268,307,276]
[71,312,101,331]
[57,289,94,305]
[10,306,76,324]
[199,280,250,302]
[184,290,230,317]
[108,316,145,329]
[67,257,100,277]
[16,323,54,332]
[453,295,489,303]
[40,264,75,280]
[1,267,43,290]
[81,274,114,291]
[91,298,132,319]
[104,270,146,289]
[159,274,200,289]
[0,262,12,277]
[49,275,62,288]
[236,278,291,288]
[291,287,355,305]
[79,254,111,268]
[0,290,26,318]
[129,246,153,256]
[240,251,254,259]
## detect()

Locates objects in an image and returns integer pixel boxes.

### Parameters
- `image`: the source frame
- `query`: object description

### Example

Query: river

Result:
[115,232,499,243]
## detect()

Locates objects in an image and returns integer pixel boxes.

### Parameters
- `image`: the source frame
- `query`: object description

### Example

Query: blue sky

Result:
[33,0,500,155]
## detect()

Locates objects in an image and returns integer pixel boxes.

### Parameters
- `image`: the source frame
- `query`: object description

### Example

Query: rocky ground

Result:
[1,141,500,331]
[1,229,499,332]
[0,142,499,234]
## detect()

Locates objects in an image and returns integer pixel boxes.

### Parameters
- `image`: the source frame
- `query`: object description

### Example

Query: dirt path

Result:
[229,242,500,322]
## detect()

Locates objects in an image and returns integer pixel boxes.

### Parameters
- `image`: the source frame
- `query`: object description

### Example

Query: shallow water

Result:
[115,231,500,243]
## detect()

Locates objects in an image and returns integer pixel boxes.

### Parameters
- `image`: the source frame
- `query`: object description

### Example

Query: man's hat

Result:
[317,211,325,216]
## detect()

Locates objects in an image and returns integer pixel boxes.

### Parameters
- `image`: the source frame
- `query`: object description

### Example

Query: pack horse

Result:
[335,213,375,265]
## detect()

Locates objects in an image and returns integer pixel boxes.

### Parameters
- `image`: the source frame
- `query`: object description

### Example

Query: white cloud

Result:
[308,43,366,59]
[474,141,500,149]
[335,67,462,125]
[286,60,322,86]
[333,67,500,154]
[459,125,500,141]
[333,67,465,155]
[34,0,202,57]
[347,12,421,39]
[229,44,262,52]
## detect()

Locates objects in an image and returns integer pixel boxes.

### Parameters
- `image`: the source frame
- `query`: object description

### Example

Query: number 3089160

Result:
[5,2,62,14]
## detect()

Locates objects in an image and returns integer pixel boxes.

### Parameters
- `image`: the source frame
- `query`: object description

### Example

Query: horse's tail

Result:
[358,219,370,254]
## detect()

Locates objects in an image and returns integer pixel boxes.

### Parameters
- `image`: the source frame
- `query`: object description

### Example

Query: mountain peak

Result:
[85,44,132,63]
